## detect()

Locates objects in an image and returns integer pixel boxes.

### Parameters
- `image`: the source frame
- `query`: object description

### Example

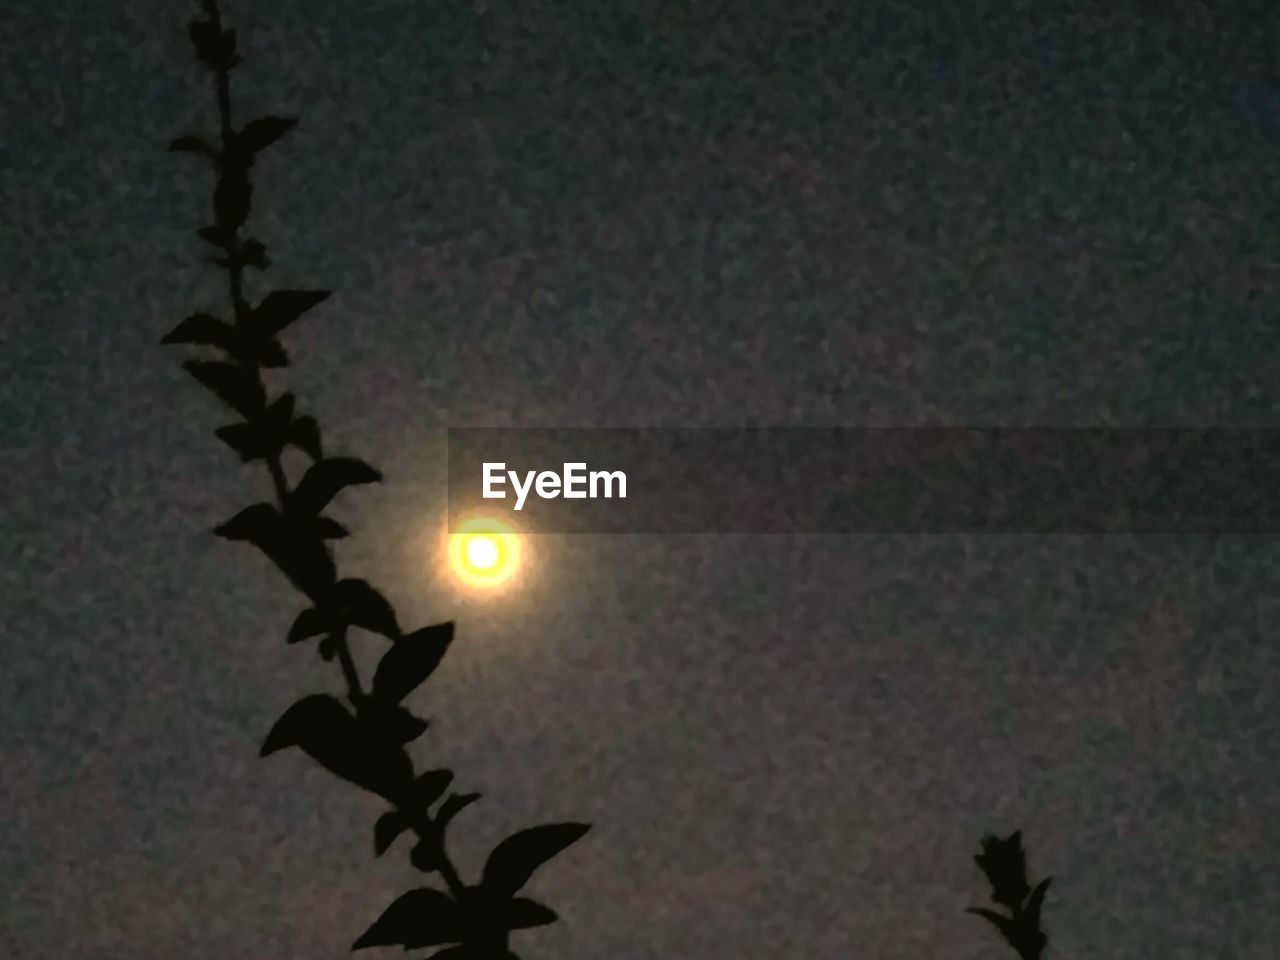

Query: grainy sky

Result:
[4,1,1279,958]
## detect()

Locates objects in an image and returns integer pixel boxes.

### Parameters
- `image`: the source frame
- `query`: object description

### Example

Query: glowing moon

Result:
[447,516,522,589]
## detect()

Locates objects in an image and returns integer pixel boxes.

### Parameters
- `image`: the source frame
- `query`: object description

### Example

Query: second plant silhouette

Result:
[968,830,1054,959]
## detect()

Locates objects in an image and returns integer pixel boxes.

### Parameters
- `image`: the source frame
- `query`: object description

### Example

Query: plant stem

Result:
[332,627,365,703]
[214,68,248,318]
[207,44,470,907]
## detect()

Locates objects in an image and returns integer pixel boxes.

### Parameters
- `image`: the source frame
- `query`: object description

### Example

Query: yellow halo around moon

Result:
[447,516,522,589]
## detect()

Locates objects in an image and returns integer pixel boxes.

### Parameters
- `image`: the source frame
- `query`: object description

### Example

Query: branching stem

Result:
[205,39,470,907]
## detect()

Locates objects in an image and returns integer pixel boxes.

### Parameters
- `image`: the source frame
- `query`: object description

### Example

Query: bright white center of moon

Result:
[447,517,522,590]
[466,536,499,570]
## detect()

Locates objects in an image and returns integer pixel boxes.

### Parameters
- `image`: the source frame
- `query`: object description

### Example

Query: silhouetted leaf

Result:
[310,516,348,539]
[186,0,239,66]
[264,391,294,428]
[169,134,217,158]
[214,502,281,541]
[239,238,269,269]
[197,225,232,247]
[188,10,238,70]
[373,622,454,706]
[394,708,430,743]
[212,393,292,462]
[975,831,1030,908]
[290,457,381,515]
[359,701,429,744]
[214,421,270,461]
[287,415,322,459]
[254,337,288,367]
[335,578,400,637]
[411,769,454,808]
[437,792,481,834]
[481,824,591,898]
[352,888,465,950]
[214,502,335,596]
[161,313,236,350]
[288,606,329,644]
[183,359,263,417]
[375,810,409,856]
[1024,877,1052,924]
[261,694,413,799]
[247,289,331,338]
[503,898,557,930]
[237,115,297,153]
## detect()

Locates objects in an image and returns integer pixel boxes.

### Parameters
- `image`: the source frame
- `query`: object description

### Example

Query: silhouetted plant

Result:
[164,3,589,956]
[968,830,1053,959]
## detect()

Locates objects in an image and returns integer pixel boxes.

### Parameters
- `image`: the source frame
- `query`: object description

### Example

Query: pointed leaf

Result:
[213,502,284,542]
[437,792,481,833]
[482,824,591,898]
[261,694,413,799]
[264,392,294,430]
[247,289,331,338]
[360,702,429,744]
[975,830,1030,907]
[188,17,237,69]
[237,115,297,153]
[411,769,454,808]
[213,394,290,461]
[239,238,269,269]
[1024,877,1052,923]
[288,607,329,644]
[290,457,381,515]
[197,225,232,247]
[161,313,236,350]
[392,708,430,743]
[215,421,272,461]
[310,516,349,539]
[374,810,409,856]
[352,888,465,950]
[254,337,289,368]
[335,578,400,637]
[373,622,455,706]
[503,898,558,930]
[259,694,346,756]
[214,503,335,597]
[287,416,323,459]
[183,359,264,417]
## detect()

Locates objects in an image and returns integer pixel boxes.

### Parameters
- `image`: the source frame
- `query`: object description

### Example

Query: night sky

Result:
[4,1,1280,958]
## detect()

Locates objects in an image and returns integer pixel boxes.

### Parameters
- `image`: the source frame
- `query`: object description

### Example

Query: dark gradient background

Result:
[4,1,1279,958]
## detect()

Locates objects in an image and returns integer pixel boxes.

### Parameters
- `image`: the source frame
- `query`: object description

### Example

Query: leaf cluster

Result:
[967,831,1053,960]
[165,4,589,956]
